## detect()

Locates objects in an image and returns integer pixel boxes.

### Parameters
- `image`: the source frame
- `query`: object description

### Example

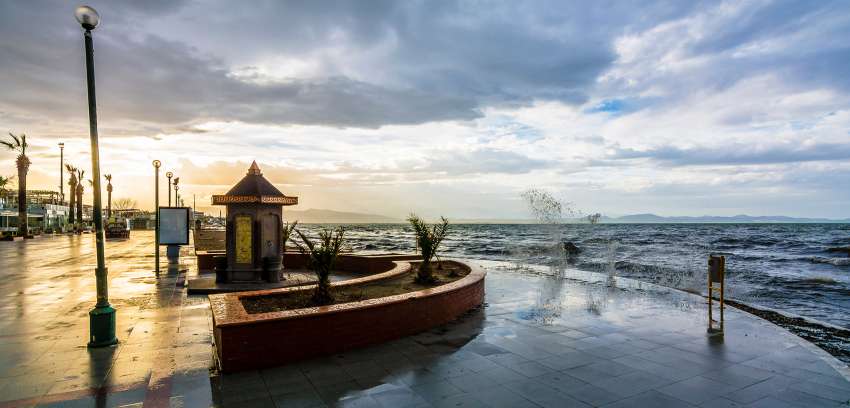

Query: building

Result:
[0,190,70,233]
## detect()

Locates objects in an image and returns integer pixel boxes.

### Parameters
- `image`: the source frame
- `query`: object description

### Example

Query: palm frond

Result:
[8,132,20,147]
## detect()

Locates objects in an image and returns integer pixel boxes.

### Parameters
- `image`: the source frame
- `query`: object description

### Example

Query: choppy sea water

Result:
[297,223,850,328]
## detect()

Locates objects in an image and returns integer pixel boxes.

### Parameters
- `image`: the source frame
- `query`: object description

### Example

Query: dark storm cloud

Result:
[0,0,702,129]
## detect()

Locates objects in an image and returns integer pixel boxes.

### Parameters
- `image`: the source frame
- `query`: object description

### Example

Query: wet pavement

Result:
[0,233,848,407]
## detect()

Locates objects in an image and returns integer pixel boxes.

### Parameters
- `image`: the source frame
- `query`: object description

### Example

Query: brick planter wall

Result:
[210,259,485,372]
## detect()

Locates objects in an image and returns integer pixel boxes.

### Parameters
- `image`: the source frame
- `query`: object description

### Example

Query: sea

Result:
[297,223,850,328]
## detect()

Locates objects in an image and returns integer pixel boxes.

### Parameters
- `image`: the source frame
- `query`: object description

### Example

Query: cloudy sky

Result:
[1,1,849,219]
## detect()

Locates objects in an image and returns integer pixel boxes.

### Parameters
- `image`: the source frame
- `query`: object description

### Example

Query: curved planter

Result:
[209,259,486,372]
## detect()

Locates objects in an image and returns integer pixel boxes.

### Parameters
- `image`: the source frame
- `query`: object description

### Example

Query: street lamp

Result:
[173,177,180,206]
[58,142,64,205]
[153,160,161,273]
[165,172,173,206]
[75,5,116,347]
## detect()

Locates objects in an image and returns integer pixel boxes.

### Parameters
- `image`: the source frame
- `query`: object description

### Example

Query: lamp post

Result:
[58,142,64,205]
[167,184,180,264]
[173,177,179,206]
[75,5,116,347]
[153,160,161,273]
[165,172,173,206]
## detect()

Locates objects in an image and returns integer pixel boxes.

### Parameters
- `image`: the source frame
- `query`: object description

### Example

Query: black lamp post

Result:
[166,172,173,206]
[173,177,179,206]
[75,5,117,347]
[58,142,64,205]
[153,160,161,273]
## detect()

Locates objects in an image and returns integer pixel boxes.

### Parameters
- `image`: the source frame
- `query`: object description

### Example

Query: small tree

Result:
[112,198,137,211]
[407,214,450,284]
[281,220,298,268]
[293,227,345,305]
[0,175,11,196]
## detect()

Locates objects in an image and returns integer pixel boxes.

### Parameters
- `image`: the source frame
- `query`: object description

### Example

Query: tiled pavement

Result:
[0,233,849,407]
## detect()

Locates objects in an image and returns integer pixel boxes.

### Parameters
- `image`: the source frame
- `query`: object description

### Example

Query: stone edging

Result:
[210,258,486,372]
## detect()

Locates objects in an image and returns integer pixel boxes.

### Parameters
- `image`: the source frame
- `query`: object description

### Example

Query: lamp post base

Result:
[166,245,180,264]
[87,304,118,348]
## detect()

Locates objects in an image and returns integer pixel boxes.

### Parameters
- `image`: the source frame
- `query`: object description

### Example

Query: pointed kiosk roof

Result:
[212,161,298,206]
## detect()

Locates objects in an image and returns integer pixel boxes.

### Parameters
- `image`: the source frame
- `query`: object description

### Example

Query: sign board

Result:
[159,207,190,245]
[709,255,725,284]
[235,215,253,264]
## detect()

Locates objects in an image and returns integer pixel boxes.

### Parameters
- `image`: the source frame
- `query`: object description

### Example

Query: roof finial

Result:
[248,160,262,175]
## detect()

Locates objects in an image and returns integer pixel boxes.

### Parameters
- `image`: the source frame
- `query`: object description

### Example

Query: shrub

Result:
[293,227,345,305]
[281,220,298,268]
[407,214,449,284]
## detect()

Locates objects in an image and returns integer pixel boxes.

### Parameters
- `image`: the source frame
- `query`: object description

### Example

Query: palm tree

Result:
[1,133,30,236]
[104,174,112,218]
[75,169,85,226]
[407,214,450,284]
[293,227,345,305]
[65,164,78,230]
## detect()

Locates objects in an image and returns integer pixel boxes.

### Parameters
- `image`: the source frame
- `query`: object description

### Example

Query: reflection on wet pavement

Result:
[0,233,848,407]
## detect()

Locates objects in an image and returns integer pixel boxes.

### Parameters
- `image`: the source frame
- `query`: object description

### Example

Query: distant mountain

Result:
[285,208,402,224]
[282,209,850,224]
[447,213,850,224]
[603,214,850,224]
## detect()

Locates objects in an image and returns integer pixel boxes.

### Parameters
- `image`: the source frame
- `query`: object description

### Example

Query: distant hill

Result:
[281,209,850,224]
[286,209,402,224]
[603,214,850,224]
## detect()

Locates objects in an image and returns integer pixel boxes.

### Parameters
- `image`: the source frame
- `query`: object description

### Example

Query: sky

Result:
[1,0,849,219]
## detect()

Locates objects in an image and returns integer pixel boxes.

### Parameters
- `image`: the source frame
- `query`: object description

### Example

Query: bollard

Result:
[708,254,725,334]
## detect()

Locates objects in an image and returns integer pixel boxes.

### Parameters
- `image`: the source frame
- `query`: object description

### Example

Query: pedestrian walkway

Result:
[0,233,848,407]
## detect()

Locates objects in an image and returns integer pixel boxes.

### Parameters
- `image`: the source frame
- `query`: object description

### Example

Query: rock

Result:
[826,247,850,257]
[563,242,581,255]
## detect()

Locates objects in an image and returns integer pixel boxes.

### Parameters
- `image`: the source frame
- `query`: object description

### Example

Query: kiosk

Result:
[212,162,298,282]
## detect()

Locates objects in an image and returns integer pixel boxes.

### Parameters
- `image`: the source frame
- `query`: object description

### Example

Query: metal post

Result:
[59,143,64,204]
[166,172,172,207]
[153,160,161,273]
[82,25,117,348]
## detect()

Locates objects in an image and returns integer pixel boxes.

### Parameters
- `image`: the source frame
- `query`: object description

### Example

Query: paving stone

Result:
[723,375,797,404]
[508,360,555,378]
[656,376,743,405]
[603,389,697,408]
[410,379,464,404]
[565,383,622,406]
[447,372,500,393]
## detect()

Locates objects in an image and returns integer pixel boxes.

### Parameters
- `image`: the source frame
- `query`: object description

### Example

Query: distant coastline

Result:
[289,208,850,224]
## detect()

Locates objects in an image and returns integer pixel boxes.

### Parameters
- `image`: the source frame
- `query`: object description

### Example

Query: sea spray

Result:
[605,239,619,286]
[294,222,850,328]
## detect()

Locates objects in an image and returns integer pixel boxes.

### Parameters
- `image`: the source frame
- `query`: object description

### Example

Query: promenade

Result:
[0,233,848,407]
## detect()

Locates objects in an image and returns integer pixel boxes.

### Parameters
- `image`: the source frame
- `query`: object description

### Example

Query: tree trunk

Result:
[311,270,334,305]
[16,158,28,236]
[76,185,83,225]
[107,184,112,218]
[68,182,76,230]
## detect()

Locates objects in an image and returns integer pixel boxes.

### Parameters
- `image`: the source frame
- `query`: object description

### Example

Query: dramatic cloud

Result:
[1,1,849,218]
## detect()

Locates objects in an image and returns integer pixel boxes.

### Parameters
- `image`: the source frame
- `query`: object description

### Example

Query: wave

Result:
[810,257,850,266]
